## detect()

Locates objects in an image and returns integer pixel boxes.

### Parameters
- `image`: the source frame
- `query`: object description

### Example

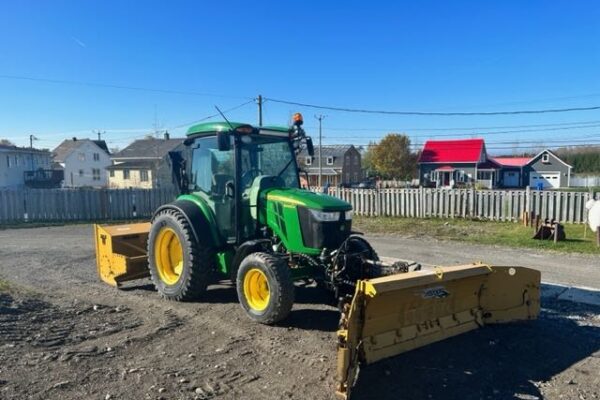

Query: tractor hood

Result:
[265,188,352,211]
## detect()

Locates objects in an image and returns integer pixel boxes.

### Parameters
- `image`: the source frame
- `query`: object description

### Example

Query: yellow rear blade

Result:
[335,264,540,399]
[94,223,151,287]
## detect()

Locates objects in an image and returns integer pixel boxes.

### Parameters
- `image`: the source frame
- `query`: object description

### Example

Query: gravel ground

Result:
[0,224,598,400]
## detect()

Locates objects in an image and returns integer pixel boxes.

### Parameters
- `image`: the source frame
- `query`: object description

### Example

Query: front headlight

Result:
[345,210,353,220]
[309,209,341,222]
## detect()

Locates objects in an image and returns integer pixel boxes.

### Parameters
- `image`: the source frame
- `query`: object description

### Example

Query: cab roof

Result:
[186,121,289,137]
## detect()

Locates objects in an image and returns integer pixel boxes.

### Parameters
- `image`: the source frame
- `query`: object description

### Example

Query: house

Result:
[297,145,362,187]
[53,138,111,187]
[418,138,494,188]
[108,135,184,189]
[0,144,57,188]
[418,139,572,189]
[494,149,572,189]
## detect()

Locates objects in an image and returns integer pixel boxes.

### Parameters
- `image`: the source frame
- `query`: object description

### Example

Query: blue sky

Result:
[1,0,599,154]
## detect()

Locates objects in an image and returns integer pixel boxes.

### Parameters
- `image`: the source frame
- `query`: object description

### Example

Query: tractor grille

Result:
[297,206,351,250]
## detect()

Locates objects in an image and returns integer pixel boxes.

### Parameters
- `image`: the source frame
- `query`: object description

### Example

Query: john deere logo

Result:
[421,286,450,299]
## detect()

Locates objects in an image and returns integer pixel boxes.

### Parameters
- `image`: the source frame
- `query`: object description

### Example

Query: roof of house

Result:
[52,139,109,162]
[491,157,531,167]
[0,144,50,154]
[112,138,184,160]
[529,149,573,168]
[418,139,485,163]
[434,165,455,171]
[106,160,157,170]
[305,167,339,176]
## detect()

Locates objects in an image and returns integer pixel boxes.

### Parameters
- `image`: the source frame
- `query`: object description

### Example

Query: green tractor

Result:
[94,113,541,399]
[147,113,403,324]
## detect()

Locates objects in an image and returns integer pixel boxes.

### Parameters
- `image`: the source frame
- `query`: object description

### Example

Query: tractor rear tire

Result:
[236,252,294,325]
[148,209,213,301]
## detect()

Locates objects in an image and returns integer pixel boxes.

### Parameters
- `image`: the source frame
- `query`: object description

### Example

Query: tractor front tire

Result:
[236,252,294,325]
[148,209,213,301]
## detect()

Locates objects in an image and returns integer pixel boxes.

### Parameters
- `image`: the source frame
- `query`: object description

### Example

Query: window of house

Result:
[542,153,550,163]
[140,170,149,182]
[123,169,130,180]
[305,156,312,166]
[109,170,115,178]
[92,168,101,180]
[477,171,492,180]
[78,153,85,161]
[326,156,334,165]
[93,153,100,161]
[354,156,359,166]
[79,169,84,177]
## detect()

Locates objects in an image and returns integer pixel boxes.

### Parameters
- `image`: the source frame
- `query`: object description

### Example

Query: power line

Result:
[324,124,600,139]
[266,97,600,116]
[0,74,252,100]
[305,119,600,132]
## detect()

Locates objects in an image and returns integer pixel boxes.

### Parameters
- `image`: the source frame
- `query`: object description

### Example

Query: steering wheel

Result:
[241,168,263,187]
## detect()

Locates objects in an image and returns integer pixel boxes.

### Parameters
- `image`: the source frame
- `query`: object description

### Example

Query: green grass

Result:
[354,216,600,255]
[0,277,10,293]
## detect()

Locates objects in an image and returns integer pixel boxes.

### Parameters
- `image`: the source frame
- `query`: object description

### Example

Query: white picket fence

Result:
[322,187,599,223]
[570,175,600,188]
[1,187,598,225]
[0,188,177,224]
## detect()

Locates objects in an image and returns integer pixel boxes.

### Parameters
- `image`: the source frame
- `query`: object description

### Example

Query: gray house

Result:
[522,149,572,189]
[297,145,362,187]
[419,139,572,189]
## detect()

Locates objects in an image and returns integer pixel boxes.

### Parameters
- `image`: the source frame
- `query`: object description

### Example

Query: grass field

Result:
[354,216,600,255]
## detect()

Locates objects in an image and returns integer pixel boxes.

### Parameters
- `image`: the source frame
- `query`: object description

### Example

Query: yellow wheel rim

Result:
[155,227,184,285]
[243,268,270,312]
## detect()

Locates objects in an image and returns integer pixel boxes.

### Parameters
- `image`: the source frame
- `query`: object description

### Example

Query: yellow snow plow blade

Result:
[335,263,540,399]
[94,223,151,287]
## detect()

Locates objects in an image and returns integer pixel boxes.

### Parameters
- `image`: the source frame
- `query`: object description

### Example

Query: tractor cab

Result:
[177,115,314,246]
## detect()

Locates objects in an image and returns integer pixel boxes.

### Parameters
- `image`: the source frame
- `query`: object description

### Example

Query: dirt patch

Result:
[0,225,599,400]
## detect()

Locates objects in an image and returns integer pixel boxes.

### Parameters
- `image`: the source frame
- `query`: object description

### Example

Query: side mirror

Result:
[306,137,314,156]
[217,131,231,151]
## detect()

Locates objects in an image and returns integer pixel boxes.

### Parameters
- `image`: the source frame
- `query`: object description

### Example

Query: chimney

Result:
[164,131,170,140]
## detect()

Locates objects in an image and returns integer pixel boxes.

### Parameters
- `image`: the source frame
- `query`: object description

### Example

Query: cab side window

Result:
[190,137,234,195]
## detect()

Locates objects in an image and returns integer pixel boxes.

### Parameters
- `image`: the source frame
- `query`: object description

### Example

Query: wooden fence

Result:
[325,187,599,223]
[0,188,176,224]
[1,187,598,225]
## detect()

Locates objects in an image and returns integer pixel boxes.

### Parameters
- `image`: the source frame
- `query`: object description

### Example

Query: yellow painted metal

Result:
[335,264,541,399]
[94,223,151,287]
[154,226,184,285]
[243,268,271,311]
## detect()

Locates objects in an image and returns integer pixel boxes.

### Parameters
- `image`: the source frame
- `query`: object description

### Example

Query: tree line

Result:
[555,146,600,174]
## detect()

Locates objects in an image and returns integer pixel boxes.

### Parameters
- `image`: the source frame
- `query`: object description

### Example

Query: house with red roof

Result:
[418,139,572,189]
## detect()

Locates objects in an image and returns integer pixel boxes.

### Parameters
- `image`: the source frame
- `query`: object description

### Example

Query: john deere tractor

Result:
[94,113,541,399]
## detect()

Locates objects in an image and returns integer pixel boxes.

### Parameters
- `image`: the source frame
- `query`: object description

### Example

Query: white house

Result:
[53,138,111,187]
[0,144,53,188]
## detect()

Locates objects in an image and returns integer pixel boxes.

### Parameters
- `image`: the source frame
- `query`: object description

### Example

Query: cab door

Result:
[188,136,236,242]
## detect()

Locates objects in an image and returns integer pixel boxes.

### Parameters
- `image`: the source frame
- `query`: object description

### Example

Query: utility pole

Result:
[257,94,263,127]
[314,115,326,187]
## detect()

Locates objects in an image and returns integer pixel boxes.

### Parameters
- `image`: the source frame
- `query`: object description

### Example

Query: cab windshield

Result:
[239,134,299,189]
